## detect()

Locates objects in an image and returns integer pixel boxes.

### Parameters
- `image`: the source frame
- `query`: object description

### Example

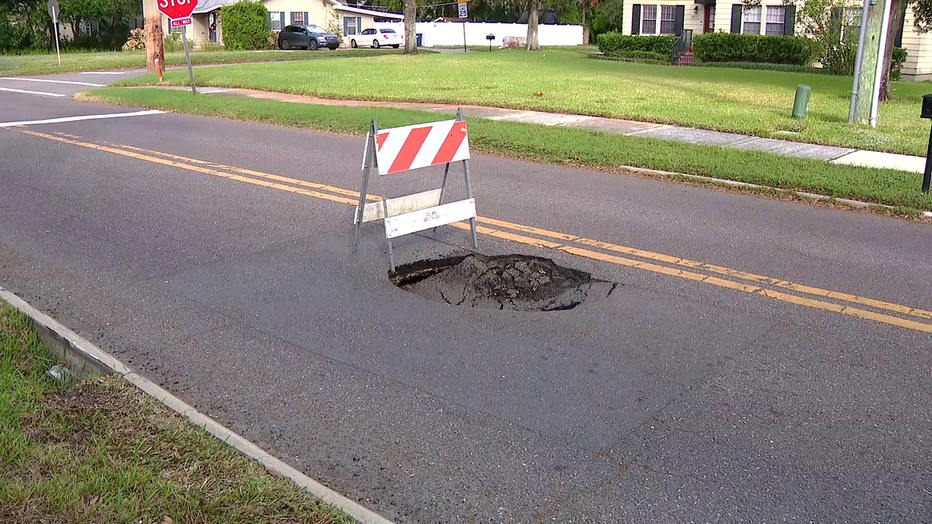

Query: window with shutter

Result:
[743,6,761,34]
[642,5,657,35]
[765,6,785,35]
[269,11,283,31]
[659,5,676,34]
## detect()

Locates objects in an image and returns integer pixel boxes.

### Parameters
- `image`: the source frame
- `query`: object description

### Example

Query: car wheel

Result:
[350,39,357,48]
[392,44,399,48]
[373,39,380,48]
[279,39,289,50]
[308,40,319,51]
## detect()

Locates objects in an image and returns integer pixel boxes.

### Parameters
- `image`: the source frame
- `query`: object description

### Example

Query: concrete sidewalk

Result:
[191,86,927,173]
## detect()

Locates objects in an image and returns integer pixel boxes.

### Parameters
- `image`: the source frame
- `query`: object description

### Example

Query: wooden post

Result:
[143,0,164,74]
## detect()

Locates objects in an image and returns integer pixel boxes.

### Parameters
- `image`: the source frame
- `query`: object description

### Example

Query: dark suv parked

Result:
[278,25,340,50]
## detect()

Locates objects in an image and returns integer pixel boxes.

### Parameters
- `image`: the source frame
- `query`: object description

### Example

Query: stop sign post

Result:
[47,0,61,66]
[157,0,197,93]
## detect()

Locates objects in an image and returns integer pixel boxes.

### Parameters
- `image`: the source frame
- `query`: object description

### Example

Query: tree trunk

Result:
[582,2,589,45]
[143,0,163,73]
[526,0,540,50]
[403,0,418,55]
[879,0,906,101]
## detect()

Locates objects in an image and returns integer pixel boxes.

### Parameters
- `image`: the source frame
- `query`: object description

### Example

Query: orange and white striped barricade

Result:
[353,108,478,271]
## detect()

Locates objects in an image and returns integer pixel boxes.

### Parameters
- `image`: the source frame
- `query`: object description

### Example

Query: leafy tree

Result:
[60,0,110,37]
[220,1,269,50]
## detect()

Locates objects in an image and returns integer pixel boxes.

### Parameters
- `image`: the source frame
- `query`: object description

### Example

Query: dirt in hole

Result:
[391,254,618,311]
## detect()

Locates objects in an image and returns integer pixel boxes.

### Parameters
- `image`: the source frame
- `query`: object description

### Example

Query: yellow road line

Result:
[23,131,359,206]
[22,130,932,334]
[477,218,932,321]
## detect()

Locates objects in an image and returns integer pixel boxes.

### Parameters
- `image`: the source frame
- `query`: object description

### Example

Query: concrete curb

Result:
[619,165,932,219]
[0,286,394,524]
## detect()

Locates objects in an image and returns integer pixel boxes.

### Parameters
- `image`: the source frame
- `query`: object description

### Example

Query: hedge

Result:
[596,32,676,58]
[692,33,817,66]
[695,62,832,74]
[220,1,270,51]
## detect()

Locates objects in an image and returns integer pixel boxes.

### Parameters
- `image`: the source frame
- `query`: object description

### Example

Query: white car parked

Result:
[351,28,404,49]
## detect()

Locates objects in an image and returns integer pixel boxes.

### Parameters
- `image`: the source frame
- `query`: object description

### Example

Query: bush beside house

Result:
[220,1,269,51]
[692,33,817,65]
[597,32,676,58]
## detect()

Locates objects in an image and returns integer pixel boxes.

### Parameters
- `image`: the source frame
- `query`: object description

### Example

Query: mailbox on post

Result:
[486,33,495,52]
[921,94,932,193]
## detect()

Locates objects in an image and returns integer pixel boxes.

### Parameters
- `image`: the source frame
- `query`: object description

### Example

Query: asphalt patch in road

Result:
[391,254,618,311]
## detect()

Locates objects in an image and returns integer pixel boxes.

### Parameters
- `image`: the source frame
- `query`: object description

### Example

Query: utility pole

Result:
[143,0,164,74]
[849,0,890,125]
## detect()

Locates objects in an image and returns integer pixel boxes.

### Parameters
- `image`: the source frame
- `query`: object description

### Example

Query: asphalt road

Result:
[1,74,931,523]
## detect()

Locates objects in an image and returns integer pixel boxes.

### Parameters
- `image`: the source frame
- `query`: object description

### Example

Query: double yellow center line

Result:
[23,129,932,333]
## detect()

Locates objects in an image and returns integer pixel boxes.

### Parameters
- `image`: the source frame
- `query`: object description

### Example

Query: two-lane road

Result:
[1,76,930,522]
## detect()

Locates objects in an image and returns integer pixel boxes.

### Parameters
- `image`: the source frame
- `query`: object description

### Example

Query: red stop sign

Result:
[157,0,196,20]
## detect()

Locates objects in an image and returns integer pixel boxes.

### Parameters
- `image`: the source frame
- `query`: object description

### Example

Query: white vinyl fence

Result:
[375,22,583,48]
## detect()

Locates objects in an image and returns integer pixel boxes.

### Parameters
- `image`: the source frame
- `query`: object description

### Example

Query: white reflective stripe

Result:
[376,127,410,175]
[409,120,454,171]
[357,189,442,223]
[0,110,164,128]
[1,77,104,87]
[452,131,470,162]
[0,87,65,97]
[384,198,476,239]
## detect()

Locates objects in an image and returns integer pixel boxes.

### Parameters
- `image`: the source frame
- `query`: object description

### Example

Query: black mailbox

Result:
[922,94,932,119]
[486,33,495,51]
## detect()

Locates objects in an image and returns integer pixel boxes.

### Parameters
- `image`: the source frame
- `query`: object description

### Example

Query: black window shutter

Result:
[631,4,641,35]
[304,11,309,24]
[731,4,742,33]
[674,5,685,36]
[784,5,795,36]
[280,12,285,29]
[267,11,272,30]
[290,12,295,25]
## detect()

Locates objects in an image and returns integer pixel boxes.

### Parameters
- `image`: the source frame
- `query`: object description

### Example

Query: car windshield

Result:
[305,25,327,34]
[379,28,396,33]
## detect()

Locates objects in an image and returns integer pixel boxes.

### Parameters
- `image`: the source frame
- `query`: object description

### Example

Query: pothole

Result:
[390,254,618,311]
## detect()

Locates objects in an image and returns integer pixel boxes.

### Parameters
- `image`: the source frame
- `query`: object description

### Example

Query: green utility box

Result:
[792,84,811,120]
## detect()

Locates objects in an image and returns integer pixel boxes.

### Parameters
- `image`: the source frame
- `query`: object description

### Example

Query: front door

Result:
[703,5,715,33]
[209,12,217,42]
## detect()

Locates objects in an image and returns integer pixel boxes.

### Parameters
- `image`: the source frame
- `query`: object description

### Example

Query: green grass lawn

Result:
[0,48,400,77]
[83,87,932,213]
[0,303,351,523]
[120,47,932,156]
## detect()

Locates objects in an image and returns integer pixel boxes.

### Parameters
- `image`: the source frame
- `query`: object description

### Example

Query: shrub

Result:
[596,32,676,58]
[265,31,278,50]
[122,27,146,51]
[696,62,835,74]
[605,50,669,62]
[588,54,669,66]
[892,46,907,81]
[692,33,817,65]
[220,1,270,50]
[162,32,193,52]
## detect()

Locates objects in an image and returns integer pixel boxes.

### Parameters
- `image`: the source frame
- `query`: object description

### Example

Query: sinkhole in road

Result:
[390,254,618,311]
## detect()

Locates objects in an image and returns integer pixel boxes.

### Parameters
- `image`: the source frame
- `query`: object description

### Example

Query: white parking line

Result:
[0,87,66,97]
[0,110,165,128]
[1,77,105,87]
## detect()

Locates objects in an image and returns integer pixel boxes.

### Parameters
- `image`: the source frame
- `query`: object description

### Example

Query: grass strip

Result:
[0,303,352,523]
[0,48,401,77]
[110,47,930,156]
[82,87,932,213]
